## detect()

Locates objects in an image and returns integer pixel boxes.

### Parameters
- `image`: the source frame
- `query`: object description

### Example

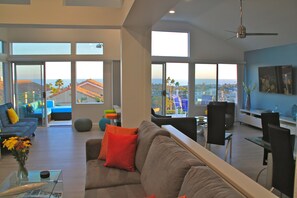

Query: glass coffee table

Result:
[0,170,63,198]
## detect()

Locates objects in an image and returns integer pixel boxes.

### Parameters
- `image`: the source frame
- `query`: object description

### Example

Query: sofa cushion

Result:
[178,166,243,198]
[85,184,146,198]
[141,135,205,198]
[85,160,141,190]
[135,121,170,172]
[99,124,138,160]
[104,132,138,172]
[5,121,36,128]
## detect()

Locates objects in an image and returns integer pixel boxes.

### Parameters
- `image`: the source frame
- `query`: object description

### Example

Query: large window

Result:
[151,62,189,116]
[218,64,237,102]
[76,43,104,55]
[195,64,217,105]
[76,61,104,104]
[195,64,237,105]
[0,41,3,54]
[11,43,71,55]
[0,62,4,104]
[152,31,189,57]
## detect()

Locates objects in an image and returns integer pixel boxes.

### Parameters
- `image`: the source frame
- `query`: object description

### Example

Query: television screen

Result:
[258,65,294,95]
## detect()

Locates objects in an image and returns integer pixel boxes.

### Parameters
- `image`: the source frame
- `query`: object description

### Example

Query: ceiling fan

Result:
[228,0,278,39]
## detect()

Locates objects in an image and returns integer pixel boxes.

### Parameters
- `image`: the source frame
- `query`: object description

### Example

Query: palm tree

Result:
[55,79,64,90]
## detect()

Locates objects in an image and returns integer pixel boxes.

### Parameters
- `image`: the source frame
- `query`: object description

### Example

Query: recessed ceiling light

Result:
[169,10,175,14]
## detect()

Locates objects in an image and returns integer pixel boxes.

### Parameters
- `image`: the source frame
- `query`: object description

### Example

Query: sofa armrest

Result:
[86,139,102,162]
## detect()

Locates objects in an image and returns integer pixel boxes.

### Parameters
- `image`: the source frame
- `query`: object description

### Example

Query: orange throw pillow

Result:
[178,196,187,198]
[104,132,138,172]
[98,124,138,160]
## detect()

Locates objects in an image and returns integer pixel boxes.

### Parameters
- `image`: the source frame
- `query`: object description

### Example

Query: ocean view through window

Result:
[76,61,104,104]
[151,62,189,116]
[195,64,237,105]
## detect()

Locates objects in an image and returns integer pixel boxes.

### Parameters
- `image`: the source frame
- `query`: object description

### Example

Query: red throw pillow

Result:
[145,195,156,198]
[104,132,138,172]
[178,196,187,198]
[98,124,138,160]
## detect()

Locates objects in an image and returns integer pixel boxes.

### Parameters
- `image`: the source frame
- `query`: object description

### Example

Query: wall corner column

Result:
[120,26,151,127]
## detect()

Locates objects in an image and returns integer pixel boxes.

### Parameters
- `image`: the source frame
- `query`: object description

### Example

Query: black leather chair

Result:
[225,102,235,129]
[261,112,280,165]
[151,116,197,141]
[268,124,295,197]
[208,101,235,130]
[206,102,232,161]
[255,112,280,182]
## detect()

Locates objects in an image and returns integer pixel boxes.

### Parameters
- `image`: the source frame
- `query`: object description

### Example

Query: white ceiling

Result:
[161,0,297,51]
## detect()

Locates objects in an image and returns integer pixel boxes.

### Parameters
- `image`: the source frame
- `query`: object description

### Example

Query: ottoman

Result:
[74,118,92,132]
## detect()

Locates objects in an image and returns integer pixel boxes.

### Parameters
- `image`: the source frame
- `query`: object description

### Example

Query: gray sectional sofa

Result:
[0,103,37,138]
[85,120,242,198]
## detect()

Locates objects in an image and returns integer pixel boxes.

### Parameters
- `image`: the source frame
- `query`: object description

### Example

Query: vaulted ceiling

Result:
[161,0,297,51]
[0,0,296,51]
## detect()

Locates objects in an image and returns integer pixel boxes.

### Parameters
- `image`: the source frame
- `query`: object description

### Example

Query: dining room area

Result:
[199,104,296,198]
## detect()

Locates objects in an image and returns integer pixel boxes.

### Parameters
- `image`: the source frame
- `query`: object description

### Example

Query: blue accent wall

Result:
[244,43,297,117]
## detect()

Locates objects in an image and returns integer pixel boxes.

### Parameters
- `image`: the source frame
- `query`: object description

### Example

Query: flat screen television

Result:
[258,65,294,95]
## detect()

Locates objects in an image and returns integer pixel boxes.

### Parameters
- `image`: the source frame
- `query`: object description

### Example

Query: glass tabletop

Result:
[245,137,271,151]
[0,170,62,198]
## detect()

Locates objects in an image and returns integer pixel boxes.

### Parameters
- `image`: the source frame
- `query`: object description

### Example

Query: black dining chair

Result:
[205,102,232,161]
[261,112,280,164]
[256,112,280,181]
[268,124,295,198]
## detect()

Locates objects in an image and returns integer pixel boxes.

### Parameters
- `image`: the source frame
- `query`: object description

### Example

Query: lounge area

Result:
[0,0,296,197]
[0,122,275,197]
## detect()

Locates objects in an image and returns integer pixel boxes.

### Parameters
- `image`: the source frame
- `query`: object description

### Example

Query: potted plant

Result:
[242,82,256,110]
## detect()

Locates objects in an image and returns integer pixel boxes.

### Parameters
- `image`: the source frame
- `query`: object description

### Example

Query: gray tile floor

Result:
[0,122,275,197]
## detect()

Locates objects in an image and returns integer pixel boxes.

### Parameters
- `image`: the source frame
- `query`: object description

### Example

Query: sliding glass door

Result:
[152,63,166,115]
[12,62,46,126]
[151,62,189,117]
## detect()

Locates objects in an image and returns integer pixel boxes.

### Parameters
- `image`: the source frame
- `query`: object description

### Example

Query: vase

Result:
[17,162,28,180]
[245,94,251,110]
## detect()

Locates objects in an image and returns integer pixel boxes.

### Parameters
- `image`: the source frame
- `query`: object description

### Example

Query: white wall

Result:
[0,28,7,41]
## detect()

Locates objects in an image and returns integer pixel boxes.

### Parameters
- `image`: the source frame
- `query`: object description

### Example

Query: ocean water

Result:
[152,79,237,85]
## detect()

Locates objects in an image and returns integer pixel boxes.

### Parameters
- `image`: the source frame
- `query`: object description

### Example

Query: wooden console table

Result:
[239,109,297,135]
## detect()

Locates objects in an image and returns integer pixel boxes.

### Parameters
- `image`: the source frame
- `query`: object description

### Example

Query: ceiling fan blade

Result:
[225,30,237,33]
[225,35,237,40]
[246,33,278,36]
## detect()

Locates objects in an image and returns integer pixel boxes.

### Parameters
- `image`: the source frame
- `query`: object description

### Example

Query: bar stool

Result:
[105,113,118,126]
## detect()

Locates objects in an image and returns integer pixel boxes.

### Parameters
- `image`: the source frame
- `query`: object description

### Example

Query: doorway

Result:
[12,61,72,127]
[12,62,47,126]
[151,62,189,117]
[45,62,72,126]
